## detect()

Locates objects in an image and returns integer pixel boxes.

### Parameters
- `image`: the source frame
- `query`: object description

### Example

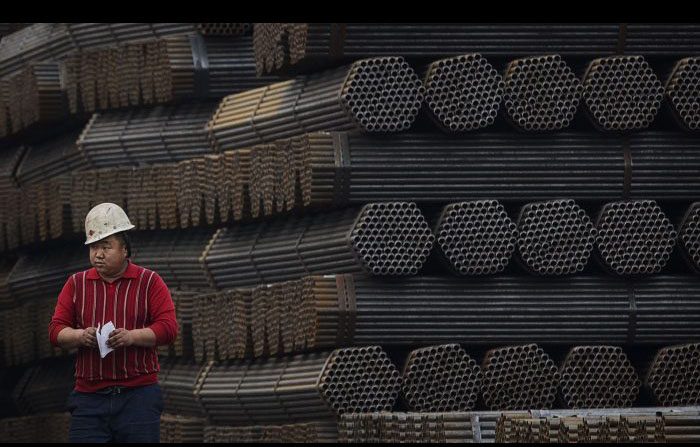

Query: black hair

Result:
[113,231,132,258]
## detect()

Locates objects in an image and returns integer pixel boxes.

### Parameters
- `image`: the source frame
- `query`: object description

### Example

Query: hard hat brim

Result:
[84,224,136,245]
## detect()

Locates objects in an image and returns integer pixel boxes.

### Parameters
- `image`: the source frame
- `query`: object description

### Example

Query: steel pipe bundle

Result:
[595,200,677,275]
[401,344,482,412]
[0,413,71,443]
[665,57,699,131]
[679,202,700,273]
[582,56,664,131]
[0,145,25,252]
[14,129,87,186]
[559,345,641,409]
[422,54,503,132]
[158,359,207,417]
[76,102,216,168]
[645,343,700,406]
[203,421,338,443]
[196,346,401,425]
[294,131,700,207]
[191,289,249,362]
[232,273,700,354]
[11,356,75,415]
[62,35,280,114]
[433,200,517,276]
[203,202,435,289]
[206,57,425,151]
[253,23,700,75]
[515,199,597,276]
[481,344,560,410]
[160,414,206,444]
[339,412,475,443]
[503,55,581,131]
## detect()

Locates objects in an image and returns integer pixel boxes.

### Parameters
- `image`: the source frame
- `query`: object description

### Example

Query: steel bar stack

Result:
[433,201,517,276]
[203,421,338,443]
[665,57,700,131]
[195,346,402,425]
[0,412,71,443]
[515,199,597,276]
[502,55,581,131]
[645,343,700,407]
[559,345,641,409]
[679,202,700,273]
[160,413,206,444]
[401,344,482,412]
[206,57,425,151]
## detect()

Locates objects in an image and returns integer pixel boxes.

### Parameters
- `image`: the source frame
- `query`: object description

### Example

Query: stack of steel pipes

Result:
[157,289,200,359]
[0,413,71,443]
[666,57,700,131]
[195,346,401,425]
[202,421,338,443]
[252,23,700,75]
[203,202,435,289]
[645,342,700,407]
[206,56,425,151]
[10,356,75,415]
[679,203,700,273]
[158,359,207,417]
[160,413,206,444]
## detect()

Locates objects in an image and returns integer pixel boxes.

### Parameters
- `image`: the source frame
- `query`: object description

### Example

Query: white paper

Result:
[96,321,115,358]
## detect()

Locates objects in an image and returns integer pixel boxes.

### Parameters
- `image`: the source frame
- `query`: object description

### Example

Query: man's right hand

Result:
[80,327,98,348]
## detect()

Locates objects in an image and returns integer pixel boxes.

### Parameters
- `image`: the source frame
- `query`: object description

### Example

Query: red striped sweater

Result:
[48,261,177,392]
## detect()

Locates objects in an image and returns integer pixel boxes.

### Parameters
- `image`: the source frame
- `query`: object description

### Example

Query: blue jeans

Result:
[66,383,163,443]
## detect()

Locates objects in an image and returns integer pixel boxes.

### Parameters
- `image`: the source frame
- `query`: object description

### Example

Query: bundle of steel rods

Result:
[559,345,641,409]
[665,57,700,131]
[401,344,482,412]
[502,55,581,131]
[76,102,216,168]
[203,421,338,443]
[339,411,475,443]
[191,289,249,362]
[422,54,503,132]
[0,23,252,80]
[294,131,700,207]
[160,413,206,444]
[480,344,560,411]
[206,57,425,151]
[13,129,88,186]
[252,23,700,75]
[679,202,700,273]
[195,346,401,425]
[158,359,207,417]
[433,200,517,276]
[645,343,700,406]
[203,202,435,289]
[61,35,279,115]
[157,289,200,359]
[595,200,677,275]
[243,274,700,351]
[582,56,664,131]
[515,199,597,276]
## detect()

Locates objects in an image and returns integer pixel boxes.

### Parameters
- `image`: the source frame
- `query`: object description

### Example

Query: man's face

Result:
[89,235,127,276]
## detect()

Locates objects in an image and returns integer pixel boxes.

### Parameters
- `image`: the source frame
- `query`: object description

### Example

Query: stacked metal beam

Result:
[645,343,700,406]
[481,344,560,411]
[158,289,200,359]
[195,346,401,425]
[160,413,206,443]
[0,144,25,252]
[158,359,206,417]
[559,345,641,409]
[665,57,699,131]
[76,102,216,168]
[595,200,677,275]
[191,289,249,362]
[206,57,425,151]
[515,199,597,275]
[433,201,517,276]
[422,54,503,132]
[582,56,664,131]
[502,55,581,131]
[253,23,700,75]
[11,356,75,415]
[0,413,71,443]
[203,203,435,289]
[339,412,474,443]
[679,202,700,273]
[401,344,482,412]
[203,420,338,443]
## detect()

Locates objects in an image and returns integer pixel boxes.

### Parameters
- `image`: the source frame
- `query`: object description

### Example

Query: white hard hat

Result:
[84,203,135,245]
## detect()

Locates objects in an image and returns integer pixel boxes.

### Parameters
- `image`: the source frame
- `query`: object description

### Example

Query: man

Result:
[49,203,177,443]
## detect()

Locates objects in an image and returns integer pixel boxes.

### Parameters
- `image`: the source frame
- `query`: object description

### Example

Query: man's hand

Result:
[80,327,97,348]
[107,328,134,349]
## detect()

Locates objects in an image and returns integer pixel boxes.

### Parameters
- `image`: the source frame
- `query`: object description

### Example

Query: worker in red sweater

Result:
[49,203,177,443]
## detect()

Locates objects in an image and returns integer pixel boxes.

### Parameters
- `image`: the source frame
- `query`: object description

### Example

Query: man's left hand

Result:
[107,328,134,349]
